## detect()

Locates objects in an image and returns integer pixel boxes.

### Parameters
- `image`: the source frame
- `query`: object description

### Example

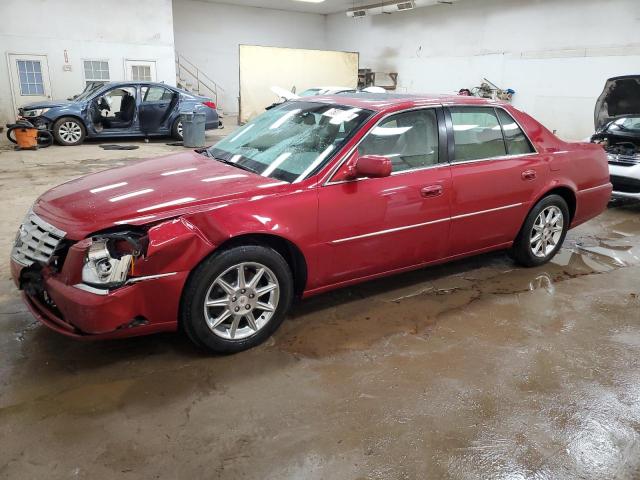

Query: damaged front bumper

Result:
[10,212,217,340]
[11,257,186,339]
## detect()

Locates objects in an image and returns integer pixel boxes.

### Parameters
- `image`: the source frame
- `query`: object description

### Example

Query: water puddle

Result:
[279,230,640,358]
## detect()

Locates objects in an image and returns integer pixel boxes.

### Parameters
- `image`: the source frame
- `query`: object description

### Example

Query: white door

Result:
[124,60,157,82]
[7,54,52,114]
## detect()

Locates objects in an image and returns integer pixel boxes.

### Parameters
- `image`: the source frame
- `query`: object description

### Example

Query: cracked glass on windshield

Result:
[209,102,372,183]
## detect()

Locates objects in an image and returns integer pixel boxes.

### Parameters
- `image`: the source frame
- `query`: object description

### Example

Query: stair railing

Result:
[175,52,224,110]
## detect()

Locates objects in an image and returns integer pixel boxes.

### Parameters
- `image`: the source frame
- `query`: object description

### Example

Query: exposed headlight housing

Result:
[81,233,145,289]
[22,108,50,118]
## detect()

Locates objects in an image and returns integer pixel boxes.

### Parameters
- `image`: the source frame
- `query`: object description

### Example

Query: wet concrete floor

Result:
[1,131,640,479]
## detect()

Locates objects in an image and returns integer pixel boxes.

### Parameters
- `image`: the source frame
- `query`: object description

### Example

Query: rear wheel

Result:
[52,117,85,146]
[511,194,569,267]
[181,245,293,353]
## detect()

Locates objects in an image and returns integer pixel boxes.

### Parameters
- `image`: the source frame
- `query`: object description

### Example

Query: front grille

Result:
[10,210,66,267]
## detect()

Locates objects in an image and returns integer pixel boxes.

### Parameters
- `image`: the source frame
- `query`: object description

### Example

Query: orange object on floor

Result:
[14,127,38,149]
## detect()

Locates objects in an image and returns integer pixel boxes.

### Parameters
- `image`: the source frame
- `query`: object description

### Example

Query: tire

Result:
[181,245,293,353]
[511,194,569,267]
[171,118,183,140]
[52,117,86,146]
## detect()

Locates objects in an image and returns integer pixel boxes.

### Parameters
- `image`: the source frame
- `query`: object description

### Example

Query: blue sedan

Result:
[17,81,222,146]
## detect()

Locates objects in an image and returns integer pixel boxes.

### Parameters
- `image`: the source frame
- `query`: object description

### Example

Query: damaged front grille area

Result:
[606,143,640,167]
[11,210,67,267]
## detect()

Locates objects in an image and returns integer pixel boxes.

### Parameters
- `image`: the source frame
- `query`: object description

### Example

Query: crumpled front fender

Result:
[132,217,217,277]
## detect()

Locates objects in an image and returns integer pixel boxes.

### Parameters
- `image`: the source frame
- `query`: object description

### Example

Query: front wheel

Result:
[511,194,569,267]
[52,117,86,146]
[181,245,293,353]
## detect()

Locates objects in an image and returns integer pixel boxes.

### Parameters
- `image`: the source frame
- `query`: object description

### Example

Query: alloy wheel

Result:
[59,121,82,143]
[203,262,280,340]
[530,205,563,258]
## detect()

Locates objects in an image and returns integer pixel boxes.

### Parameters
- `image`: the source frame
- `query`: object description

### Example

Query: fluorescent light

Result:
[90,182,127,193]
[137,197,195,213]
[261,152,291,177]
[202,174,247,182]
[109,189,153,202]
[161,168,197,176]
[114,215,156,225]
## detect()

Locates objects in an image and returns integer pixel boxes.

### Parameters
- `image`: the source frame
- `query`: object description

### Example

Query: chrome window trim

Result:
[322,104,540,187]
[448,152,539,167]
[322,105,443,186]
[446,104,539,156]
[329,203,523,244]
[326,163,450,186]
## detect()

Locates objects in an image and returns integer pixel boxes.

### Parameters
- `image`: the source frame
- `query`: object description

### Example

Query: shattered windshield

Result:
[209,101,372,183]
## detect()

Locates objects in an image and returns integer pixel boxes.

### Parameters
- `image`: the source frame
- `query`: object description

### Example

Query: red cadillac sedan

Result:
[10,94,611,352]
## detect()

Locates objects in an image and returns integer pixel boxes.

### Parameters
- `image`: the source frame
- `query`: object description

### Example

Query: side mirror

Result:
[351,155,392,179]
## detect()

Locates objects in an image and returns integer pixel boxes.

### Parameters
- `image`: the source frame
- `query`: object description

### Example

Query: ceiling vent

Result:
[395,1,415,11]
[347,0,455,17]
[346,8,368,17]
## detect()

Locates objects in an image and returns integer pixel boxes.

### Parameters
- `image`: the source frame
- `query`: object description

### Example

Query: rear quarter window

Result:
[496,109,535,155]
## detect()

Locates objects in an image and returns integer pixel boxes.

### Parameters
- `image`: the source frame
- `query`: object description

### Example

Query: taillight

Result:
[203,101,217,110]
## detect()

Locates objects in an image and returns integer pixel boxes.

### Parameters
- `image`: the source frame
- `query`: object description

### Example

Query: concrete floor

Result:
[1,127,640,479]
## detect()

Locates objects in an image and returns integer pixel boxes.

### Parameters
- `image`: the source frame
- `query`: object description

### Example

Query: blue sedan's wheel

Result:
[52,117,85,146]
[171,119,183,140]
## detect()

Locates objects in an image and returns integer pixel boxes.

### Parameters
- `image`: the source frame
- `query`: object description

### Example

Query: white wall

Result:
[0,0,176,123]
[172,0,327,114]
[326,0,640,140]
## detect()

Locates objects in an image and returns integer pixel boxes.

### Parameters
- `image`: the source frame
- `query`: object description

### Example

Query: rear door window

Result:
[141,86,174,102]
[450,107,506,162]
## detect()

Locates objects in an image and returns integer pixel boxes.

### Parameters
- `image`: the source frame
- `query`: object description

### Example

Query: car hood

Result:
[594,75,640,130]
[33,151,286,239]
[21,100,73,110]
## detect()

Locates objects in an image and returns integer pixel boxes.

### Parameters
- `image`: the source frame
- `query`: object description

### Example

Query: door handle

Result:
[521,169,537,181]
[421,184,443,198]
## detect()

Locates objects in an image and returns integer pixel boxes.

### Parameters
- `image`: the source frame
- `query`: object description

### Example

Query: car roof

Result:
[103,81,175,88]
[298,93,508,112]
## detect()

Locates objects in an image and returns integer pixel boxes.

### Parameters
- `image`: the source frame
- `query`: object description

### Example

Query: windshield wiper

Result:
[213,155,260,175]
[198,148,260,174]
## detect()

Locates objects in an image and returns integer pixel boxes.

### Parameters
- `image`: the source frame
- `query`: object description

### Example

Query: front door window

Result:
[95,87,137,129]
[357,109,440,172]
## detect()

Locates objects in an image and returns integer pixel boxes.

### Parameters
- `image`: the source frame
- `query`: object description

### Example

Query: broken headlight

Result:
[22,108,50,118]
[81,233,145,289]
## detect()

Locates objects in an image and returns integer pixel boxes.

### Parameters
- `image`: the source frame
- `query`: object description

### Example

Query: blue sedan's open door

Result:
[139,85,178,133]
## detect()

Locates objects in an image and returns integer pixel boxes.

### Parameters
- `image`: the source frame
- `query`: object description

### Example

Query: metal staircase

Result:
[175,52,224,111]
